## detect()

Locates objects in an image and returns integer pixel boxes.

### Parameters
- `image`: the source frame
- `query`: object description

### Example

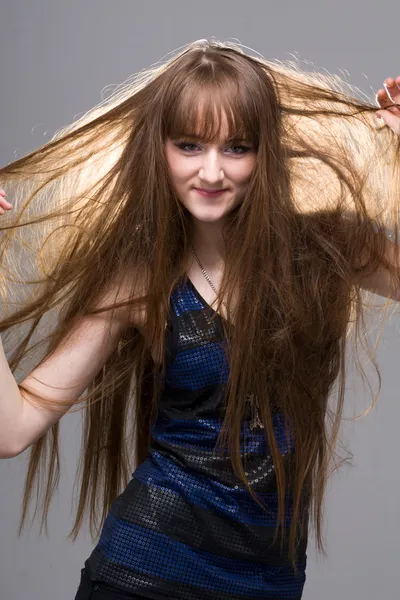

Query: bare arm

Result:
[0,276,137,459]
[358,237,400,301]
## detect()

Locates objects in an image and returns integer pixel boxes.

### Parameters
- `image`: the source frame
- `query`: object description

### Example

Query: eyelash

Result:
[175,142,252,155]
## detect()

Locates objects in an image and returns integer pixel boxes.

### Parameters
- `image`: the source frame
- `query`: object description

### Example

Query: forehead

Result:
[192,100,229,134]
[165,91,251,143]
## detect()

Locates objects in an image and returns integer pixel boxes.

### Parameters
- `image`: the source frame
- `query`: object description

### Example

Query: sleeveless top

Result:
[84,276,308,599]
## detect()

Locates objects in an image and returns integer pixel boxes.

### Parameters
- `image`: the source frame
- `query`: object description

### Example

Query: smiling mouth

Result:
[194,188,227,195]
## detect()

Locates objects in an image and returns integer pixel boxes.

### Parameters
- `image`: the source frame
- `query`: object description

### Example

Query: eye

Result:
[175,142,252,155]
[175,142,200,152]
[226,145,252,154]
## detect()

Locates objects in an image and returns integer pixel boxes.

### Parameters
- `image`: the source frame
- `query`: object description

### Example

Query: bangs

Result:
[164,79,260,147]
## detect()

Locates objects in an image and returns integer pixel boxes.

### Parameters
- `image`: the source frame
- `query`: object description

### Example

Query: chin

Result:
[190,211,228,223]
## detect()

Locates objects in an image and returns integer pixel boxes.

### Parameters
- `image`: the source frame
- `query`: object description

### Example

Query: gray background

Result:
[1,1,400,599]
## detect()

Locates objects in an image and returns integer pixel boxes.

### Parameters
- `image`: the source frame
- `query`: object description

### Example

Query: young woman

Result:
[0,39,399,600]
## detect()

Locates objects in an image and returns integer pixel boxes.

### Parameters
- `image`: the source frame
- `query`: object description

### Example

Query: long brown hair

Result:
[1,38,399,569]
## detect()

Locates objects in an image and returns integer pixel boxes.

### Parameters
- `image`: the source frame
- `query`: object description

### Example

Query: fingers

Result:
[376,76,400,108]
[375,109,400,135]
[0,188,12,215]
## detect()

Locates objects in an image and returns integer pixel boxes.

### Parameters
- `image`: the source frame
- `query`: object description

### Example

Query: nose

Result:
[198,150,225,184]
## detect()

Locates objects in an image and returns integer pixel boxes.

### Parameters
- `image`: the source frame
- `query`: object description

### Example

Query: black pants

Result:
[74,567,147,599]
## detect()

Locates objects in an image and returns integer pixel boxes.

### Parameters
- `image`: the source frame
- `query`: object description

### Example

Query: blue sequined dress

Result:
[83,276,308,599]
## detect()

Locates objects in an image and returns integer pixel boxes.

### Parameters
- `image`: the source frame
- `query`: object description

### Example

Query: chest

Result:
[184,266,237,324]
[132,272,236,366]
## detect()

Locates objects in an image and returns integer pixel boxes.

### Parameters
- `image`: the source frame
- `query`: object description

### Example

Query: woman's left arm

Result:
[358,237,400,300]
[358,77,400,300]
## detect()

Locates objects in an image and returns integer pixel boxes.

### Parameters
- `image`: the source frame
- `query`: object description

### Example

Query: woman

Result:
[0,39,399,599]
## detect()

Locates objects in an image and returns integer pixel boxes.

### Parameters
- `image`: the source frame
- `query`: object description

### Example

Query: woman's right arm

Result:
[0,278,135,459]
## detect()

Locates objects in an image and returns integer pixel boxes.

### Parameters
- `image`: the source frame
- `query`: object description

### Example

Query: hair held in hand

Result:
[1,39,399,570]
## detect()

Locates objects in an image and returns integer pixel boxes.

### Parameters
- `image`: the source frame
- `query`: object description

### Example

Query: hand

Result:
[376,76,400,134]
[0,188,12,215]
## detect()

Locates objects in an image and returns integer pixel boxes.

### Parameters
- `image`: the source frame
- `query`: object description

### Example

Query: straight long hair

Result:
[1,39,399,569]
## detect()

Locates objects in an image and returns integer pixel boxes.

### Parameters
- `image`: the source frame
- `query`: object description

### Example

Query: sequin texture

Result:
[84,277,308,599]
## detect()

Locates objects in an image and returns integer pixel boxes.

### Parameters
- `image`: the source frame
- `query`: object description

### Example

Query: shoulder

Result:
[91,265,148,331]
[294,210,370,243]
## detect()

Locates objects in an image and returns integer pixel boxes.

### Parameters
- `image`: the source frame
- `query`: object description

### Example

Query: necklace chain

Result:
[190,246,218,296]
[191,246,259,425]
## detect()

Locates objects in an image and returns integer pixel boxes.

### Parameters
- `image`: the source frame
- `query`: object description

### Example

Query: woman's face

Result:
[164,113,256,224]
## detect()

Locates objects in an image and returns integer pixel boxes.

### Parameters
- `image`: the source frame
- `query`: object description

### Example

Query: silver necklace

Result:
[190,246,218,296]
[191,247,260,427]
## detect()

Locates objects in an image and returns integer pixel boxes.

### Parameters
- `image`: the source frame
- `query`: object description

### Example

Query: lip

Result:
[194,188,227,197]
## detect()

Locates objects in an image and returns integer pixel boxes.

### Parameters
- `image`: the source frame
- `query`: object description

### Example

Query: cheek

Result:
[166,156,191,185]
[231,161,255,185]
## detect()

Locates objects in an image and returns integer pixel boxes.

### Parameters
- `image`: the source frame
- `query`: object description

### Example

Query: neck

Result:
[190,220,226,270]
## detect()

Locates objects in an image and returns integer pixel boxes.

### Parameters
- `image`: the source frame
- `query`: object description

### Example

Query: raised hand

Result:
[376,77,400,134]
[0,188,12,215]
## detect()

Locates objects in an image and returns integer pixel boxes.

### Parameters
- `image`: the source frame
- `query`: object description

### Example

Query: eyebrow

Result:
[174,133,250,143]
